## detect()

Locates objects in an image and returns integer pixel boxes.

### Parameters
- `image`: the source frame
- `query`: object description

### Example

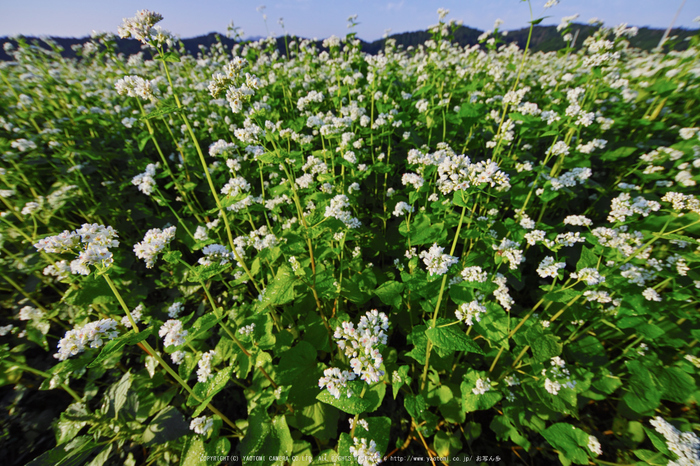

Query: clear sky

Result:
[1,0,699,42]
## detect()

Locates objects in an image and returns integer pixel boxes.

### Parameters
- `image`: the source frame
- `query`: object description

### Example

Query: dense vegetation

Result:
[1,6,700,466]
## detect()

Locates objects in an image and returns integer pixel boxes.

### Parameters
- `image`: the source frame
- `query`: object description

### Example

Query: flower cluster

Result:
[132,163,159,196]
[542,356,576,395]
[419,243,459,276]
[114,76,157,101]
[332,310,389,385]
[492,238,524,270]
[350,437,382,466]
[324,195,361,228]
[121,304,143,328]
[133,226,176,268]
[117,10,173,48]
[392,201,414,217]
[318,367,356,399]
[55,318,119,361]
[198,244,234,266]
[456,300,487,326]
[159,319,187,347]
[197,350,216,383]
[168,302,184,318]
[208,57,262,113]
[537,256,566,278]
[190,416,214,435]
[18,306,44,321]
[650,416,700,464]
[34,224,119,275]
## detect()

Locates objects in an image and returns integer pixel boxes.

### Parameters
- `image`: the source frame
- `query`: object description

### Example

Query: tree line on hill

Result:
[0,24,696,62]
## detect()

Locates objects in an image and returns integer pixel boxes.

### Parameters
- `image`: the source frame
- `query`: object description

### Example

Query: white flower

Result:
[493,273,513,310]
[132,163,159,195]
[318,367,356,399]
[393,201,414,217]
[18,306,44,321]
[472,377,491,395]
[115,75,157,100]
[159,319,188,347]
[196,350,216,383]
[168,302,184,318]
[350,437,381,466]
[419,243,459,276]
[333,310,389,385]
[455,301,487,326]
[563,215,592,227]
[238,323,256,335]
[133,226,176,268]
[55,319,119,361]
[650,417,700,464]
[171,350,186,365]
[537,256,566,278]
[401,173,424,190]
[194,226,208,241]
[642,287,661,302]
[324,195,361,229]
[190,416,213,435]
[221,176,251,197]
[461,266,487,282]
[35,224,119,274]
[121,304,143,328]
[571,268,604,285]
[492,238,523,270]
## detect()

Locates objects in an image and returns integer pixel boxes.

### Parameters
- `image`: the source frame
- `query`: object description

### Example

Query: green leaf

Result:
[294,402,339,441]
[160,51,181,62]
[63,275,113,307]
[141,105,178,120]
[392,365,411,399]
[56,410,88,445]
[239,409,294,466]
[526,326,562,362]
[141,406,190,446]
[623,360,662,414]
[317,380,373,415]
[277,341,321,407]
[88,329,152,368]
[188,366,233,417]
[633,449,666,465]
[170,314,224,352]
[434,430,463,459]
[180,436,206,466]
[113,372,132,417]
[86,445,113,466]
[661,366,695,403]
[27,436,100,466]
[460,370,502,413]
[398,213,448,246]
[643,426,671,457]
[188,262,231,282]
[600,146,637,161]
[258,264,297,310]
[541,423,591,465]
[373,281,404,309]
[163,250,182,264]
[426,321,484,355]
[404,393,428,421]
[529,16,548,25]
[576,246,598,270]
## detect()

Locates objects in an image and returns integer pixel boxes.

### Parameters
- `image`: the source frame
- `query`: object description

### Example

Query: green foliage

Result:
[1,8,700,466]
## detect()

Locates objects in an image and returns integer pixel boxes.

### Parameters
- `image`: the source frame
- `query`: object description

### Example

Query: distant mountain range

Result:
[0,24,696,61]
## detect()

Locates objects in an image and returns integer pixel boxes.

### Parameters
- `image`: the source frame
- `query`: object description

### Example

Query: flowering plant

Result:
[1,5,700,466]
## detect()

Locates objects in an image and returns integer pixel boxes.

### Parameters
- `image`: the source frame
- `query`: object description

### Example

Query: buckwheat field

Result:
[1,5,700,466]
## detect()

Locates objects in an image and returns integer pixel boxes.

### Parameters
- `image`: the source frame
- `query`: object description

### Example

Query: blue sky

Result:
[1,0,699,41]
